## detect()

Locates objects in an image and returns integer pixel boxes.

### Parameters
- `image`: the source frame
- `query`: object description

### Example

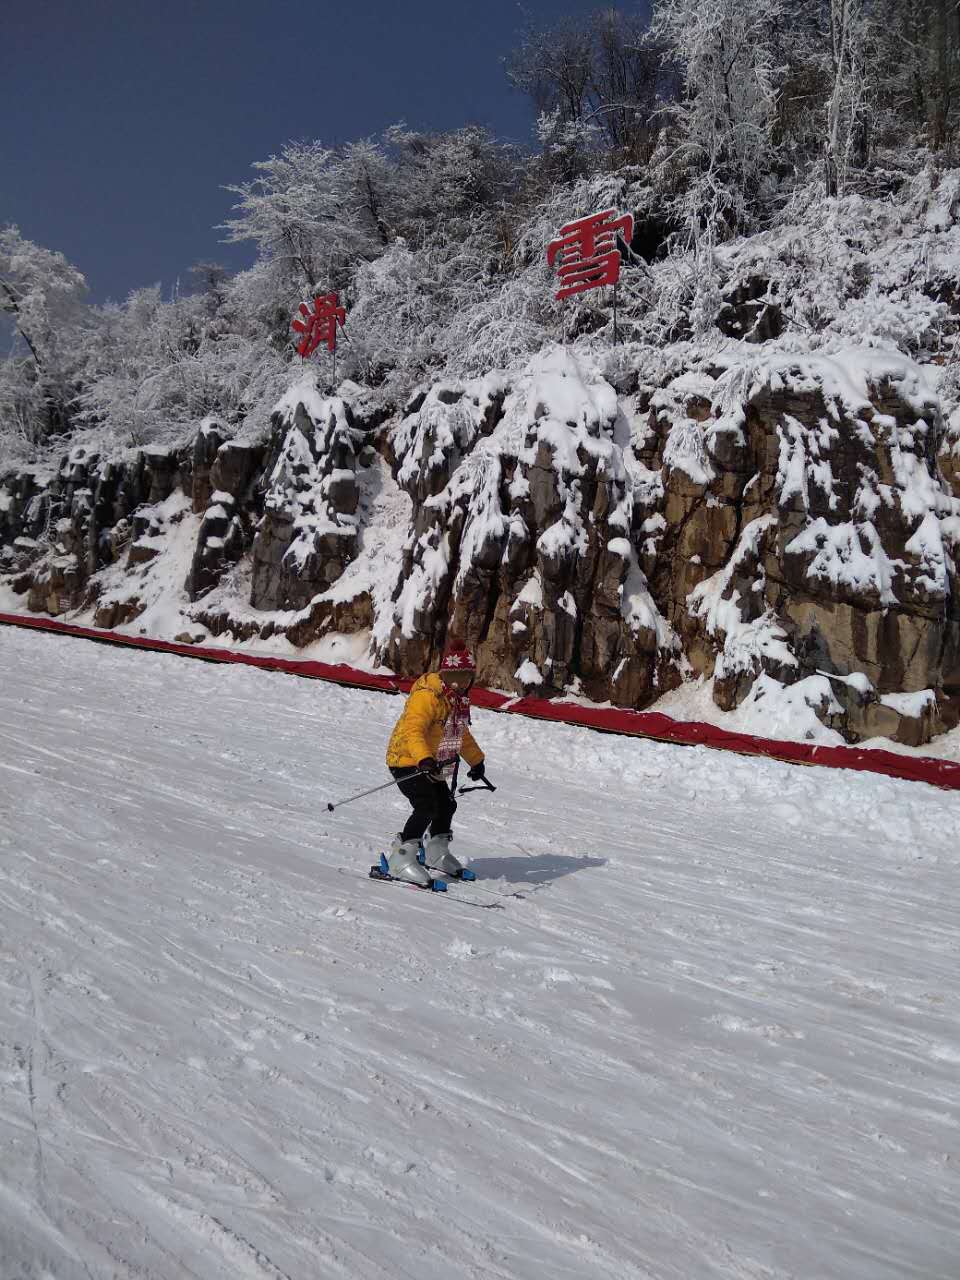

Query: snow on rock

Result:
[186,435,263,603]
[0,443,189,625]
[784,517,900,606]
[515,657,543,686]
[641,346,960,741]
[379,345,685,706]
[727,671,846,744]
[249,388,364,612]
[880,688,937,718]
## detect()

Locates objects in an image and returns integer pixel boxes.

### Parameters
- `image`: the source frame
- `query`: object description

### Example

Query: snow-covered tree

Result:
[72,275,290,450]
[0,225,88,447]
[822,0,874,195]
[874,0,960,156]
[649,0,788,239]
[505,9,670,164]
[220,139,396,310]
[388,125,518,239]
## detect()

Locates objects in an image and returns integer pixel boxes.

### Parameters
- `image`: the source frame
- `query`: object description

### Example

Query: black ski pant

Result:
[391,767,457,842]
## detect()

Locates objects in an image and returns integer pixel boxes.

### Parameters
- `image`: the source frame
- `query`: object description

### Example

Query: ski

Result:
[415,854,529,899]
[359,856,523,909]
[423,870,521,909]
[367,864,506,910]
[442,877,526,902]
[435,870,526,902]
[443,893,505,911]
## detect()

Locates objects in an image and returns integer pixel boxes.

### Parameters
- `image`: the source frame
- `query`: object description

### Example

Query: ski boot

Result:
[421,832,476,881]
[385,837,434,888]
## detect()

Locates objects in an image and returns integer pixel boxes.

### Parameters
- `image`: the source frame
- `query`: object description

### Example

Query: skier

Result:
[384,644,487,885]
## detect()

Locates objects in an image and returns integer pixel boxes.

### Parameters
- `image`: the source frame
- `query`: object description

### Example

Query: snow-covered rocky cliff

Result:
[4,332,960,750]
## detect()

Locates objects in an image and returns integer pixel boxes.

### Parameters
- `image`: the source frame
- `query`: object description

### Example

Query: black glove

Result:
[467,761,486,781]
[418,756,442,780]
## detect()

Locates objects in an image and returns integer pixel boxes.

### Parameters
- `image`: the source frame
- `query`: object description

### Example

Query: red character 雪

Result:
[546,209,634,301]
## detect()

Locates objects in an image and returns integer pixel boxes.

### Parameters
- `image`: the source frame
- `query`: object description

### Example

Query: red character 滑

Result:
[291,293,346,357]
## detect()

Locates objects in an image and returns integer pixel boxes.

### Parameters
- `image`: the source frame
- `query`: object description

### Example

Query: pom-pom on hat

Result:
[440,645,475,673]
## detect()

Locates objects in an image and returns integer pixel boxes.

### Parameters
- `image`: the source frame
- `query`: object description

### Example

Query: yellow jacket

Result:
[386,673,484,769]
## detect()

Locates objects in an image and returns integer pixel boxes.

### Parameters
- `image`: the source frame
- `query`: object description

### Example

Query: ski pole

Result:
[326,758,456,812]
[457,777,497,795]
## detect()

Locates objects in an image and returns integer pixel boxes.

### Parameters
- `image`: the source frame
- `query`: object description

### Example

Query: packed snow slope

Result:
[2,628,959,1280]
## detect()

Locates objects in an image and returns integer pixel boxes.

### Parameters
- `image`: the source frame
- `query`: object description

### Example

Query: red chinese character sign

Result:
[546,208,633,299]
[547,207,633,341]
[291,293,346,358]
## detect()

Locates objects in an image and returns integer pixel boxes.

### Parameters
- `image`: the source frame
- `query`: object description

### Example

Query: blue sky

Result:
[3,0,612,304]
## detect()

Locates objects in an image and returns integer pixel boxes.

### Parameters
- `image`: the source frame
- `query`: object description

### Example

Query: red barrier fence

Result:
[3,610,960,791]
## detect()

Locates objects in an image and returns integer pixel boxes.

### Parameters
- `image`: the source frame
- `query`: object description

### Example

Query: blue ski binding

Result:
[372,853,447,892]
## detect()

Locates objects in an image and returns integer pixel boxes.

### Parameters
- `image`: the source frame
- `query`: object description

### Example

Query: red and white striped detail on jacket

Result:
[437,690,472,777]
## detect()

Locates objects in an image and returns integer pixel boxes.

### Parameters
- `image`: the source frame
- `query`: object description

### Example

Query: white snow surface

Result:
[2,627,960,1279]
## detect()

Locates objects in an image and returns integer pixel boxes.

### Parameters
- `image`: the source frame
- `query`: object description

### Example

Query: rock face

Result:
[0,444,188,616]
[187,425,264,602]
[375,347,960,743]
[647,352,960,741]
[249,391,363,611]
[3,349,960,747]
[379,356,683,706]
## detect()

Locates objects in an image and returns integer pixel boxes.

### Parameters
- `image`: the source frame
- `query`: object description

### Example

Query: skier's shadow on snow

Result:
[469,855,605,888]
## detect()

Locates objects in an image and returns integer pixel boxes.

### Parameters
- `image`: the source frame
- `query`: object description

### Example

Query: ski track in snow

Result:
[1,627,959,1280]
